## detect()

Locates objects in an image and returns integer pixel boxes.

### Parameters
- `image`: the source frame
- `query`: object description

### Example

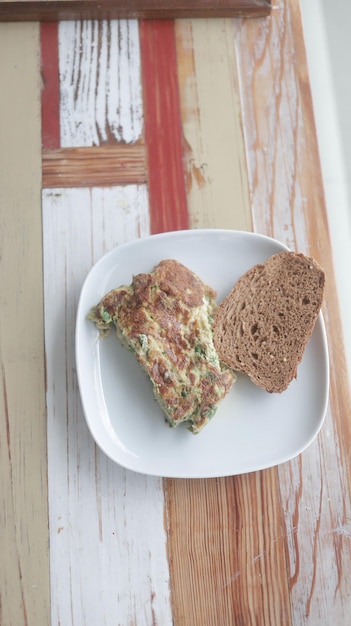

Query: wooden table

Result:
[1,2,351,624]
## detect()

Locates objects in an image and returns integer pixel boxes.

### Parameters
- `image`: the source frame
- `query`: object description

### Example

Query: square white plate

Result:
[76,229,329,478]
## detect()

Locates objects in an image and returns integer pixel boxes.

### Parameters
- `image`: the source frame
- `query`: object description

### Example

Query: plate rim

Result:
[75,229,330,478]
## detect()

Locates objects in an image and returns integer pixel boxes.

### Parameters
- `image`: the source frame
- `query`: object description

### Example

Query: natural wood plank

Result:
[234,0,351,622]
[42,145,147,187]
[175,18,252,231]
[58,20,143,147]
[42,187,172,624]
[41,22,60,150]
[0,0,272,22]
[165,473,291,626]
[0,23,50,626]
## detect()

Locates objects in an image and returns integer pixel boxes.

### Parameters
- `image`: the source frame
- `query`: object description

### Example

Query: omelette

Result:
[88,259,235,433]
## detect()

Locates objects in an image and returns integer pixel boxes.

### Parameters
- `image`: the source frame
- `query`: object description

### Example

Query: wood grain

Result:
[0,24,50,626]
[165,473,291,626]
[30,4,351,625]
[42,145,147,187]
[175,18,252,231]
[0,0,272,22]
[41,22,60,150]
[58,19,143,147]
[234,0,351,622]
[42,187,173,624]
[163,16,290,625]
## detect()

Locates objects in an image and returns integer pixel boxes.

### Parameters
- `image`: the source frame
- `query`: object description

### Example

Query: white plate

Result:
[76,229,329,478]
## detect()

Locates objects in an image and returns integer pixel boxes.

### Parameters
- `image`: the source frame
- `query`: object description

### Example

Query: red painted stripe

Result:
[40,23,60,150]
[139,20,189,234]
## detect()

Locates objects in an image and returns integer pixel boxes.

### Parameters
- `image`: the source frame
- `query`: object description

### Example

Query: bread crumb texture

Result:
[213,252,325,393]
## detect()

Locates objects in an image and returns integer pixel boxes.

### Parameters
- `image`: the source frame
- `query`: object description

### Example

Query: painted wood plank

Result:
[0,0,272,22]
[139,19,189,233]
[58,19,143,147]
[233,0,351,623]
[41,22,60,150]
[175,18,252,231]
[0,23,50,626]
[42,144,147,187]
[42,186,172,625]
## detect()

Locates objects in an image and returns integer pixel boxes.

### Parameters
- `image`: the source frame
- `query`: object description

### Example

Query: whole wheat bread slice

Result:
[213,251,325,393]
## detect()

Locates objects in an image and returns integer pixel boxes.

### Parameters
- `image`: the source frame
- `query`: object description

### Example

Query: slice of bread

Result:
[213,251,325,393]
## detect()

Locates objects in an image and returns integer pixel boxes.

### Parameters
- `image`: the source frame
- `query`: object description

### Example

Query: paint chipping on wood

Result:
[42,144,147,188]
[42,187,172,625]
[140,20,189,233]
[0,23,50,626]
[175,18,252,231]
[234,1,351,623]
[59,20,143,147]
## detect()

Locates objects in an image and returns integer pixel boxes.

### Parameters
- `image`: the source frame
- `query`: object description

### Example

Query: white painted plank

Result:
[42,186,172,626]
[59,20,143,146]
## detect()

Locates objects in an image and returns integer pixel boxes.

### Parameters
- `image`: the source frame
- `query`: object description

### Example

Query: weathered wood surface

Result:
[233,4,351,621]
[175,18,252,231]
[0,23,50,626]
[2,2,351,624]
[42,145,147,187]
[41,187,173,625]
[58,19,143,146]
[0,0,272,22]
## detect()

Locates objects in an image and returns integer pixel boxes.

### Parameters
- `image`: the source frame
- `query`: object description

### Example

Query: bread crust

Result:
[213,252,325,393]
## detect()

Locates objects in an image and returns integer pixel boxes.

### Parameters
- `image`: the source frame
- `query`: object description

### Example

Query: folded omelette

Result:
[88,259,235,433]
